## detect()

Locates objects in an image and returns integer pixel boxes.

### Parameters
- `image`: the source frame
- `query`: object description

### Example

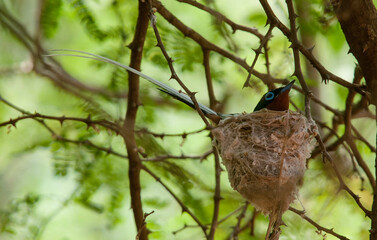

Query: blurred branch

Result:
[316,135,372,217]
[152,0,283,85]
[258,0,368,98]
[141,164,208,237]
[141,150,212,162]
[208,145,222,239]
[136,127,207,139]
[1,1,376,239]
[201,47,223,239]
[289,207,350,240]
[176,0,264,39]
[202,48,218,111]
[227,210,259,240]
[331,0,377,106]
[0,6,126,100]
[243,24,274,88]
[343,66,375,190]
[34,186,81,240]
[229,202,248,240]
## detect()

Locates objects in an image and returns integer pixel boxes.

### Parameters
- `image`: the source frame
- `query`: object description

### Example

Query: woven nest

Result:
[212,109,317,215]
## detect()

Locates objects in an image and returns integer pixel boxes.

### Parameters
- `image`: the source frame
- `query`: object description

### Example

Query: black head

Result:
[253,80,295,112]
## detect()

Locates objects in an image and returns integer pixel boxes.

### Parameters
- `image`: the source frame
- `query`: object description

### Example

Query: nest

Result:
[212,109,317,216]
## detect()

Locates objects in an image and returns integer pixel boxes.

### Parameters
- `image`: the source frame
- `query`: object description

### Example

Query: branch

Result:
[343,66,375,190]
[285,0,312,119]
[229,202,249,240]
[243,24,274,88]
[141,150,212,162]
[289,207,350,240]
[141,164,208,237]
[331,0,377,105]
[0,6,126,100]
[152,0,282,84]
[136,211,155,240]
[208,146,223,239]
[316,135,372,217]
[122,1,150,240]
[176,0,264,39]
[0,97,118,132]
[258,0,367,97]
[148,4,212,128]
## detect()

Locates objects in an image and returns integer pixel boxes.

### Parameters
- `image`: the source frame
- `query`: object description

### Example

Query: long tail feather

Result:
[46,49,219,117]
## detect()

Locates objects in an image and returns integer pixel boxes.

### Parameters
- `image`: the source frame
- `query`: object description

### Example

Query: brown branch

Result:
[54,136,128,159]
[285,0,312,119]
[216,205,245,225]
[244,24,274,89]
[0,97,119,133]
[141,150,213,162]
[0,96,127,161]
[343,66,375,190]
[152,0,281,84]
[208,145,223,240]
[148,5,212,127]
[289,207,350,240]
[136,211,155,240]
[229,202,249,240]
[141,164,208,237]
[258,0,367,97]
[0,6,126,100]
[228,210,259,239]
[331,0,377,106]
[136,127,207,139]
[176,0,264,39]
[201,48,223,239]
[316,135,372,217]
[352,126,376,153]
[329,9,377,235]
[202,48,218,111]
[122,1,150,240]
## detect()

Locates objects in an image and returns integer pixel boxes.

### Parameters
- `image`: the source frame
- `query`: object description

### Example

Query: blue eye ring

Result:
[265,92,274,100]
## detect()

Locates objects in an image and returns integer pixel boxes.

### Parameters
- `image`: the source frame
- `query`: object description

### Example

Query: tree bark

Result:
[331,1,377,239]
[123,1,150,240]
[331,0,377,106]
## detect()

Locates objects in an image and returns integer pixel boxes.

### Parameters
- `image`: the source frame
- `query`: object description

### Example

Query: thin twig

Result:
[177,0,264,39]
[289,207,350,240]
[148,4,212,128]
[141,164,208,237]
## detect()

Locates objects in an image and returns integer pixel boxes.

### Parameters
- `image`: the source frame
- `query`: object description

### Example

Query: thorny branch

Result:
[289,207,350,240]
[148,4,212,128]
[1,1,376,240]
[141,165,208,236]
[123,1,150,239]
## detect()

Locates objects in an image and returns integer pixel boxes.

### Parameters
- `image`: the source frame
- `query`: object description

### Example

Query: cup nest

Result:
[212,109,318,215]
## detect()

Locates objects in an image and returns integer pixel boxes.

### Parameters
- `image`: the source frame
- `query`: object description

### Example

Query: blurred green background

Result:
[0,0,375,239]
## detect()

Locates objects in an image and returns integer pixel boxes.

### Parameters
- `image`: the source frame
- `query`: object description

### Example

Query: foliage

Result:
[0,0,375,240]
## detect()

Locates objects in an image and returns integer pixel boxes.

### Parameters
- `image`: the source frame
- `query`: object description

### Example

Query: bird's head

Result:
[253,80,295,112]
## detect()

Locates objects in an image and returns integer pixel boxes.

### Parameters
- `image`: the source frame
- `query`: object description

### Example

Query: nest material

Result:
[212,109,317,215]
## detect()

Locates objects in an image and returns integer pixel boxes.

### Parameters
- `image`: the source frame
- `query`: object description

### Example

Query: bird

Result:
[49,50,295,123]
[159,80,295,123]
[253,80,295,112]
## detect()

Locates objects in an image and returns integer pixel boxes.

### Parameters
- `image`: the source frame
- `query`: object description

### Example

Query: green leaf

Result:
[41,0,63,38]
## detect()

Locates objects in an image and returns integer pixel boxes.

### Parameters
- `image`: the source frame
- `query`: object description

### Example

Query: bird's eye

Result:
[265,92,274,100]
